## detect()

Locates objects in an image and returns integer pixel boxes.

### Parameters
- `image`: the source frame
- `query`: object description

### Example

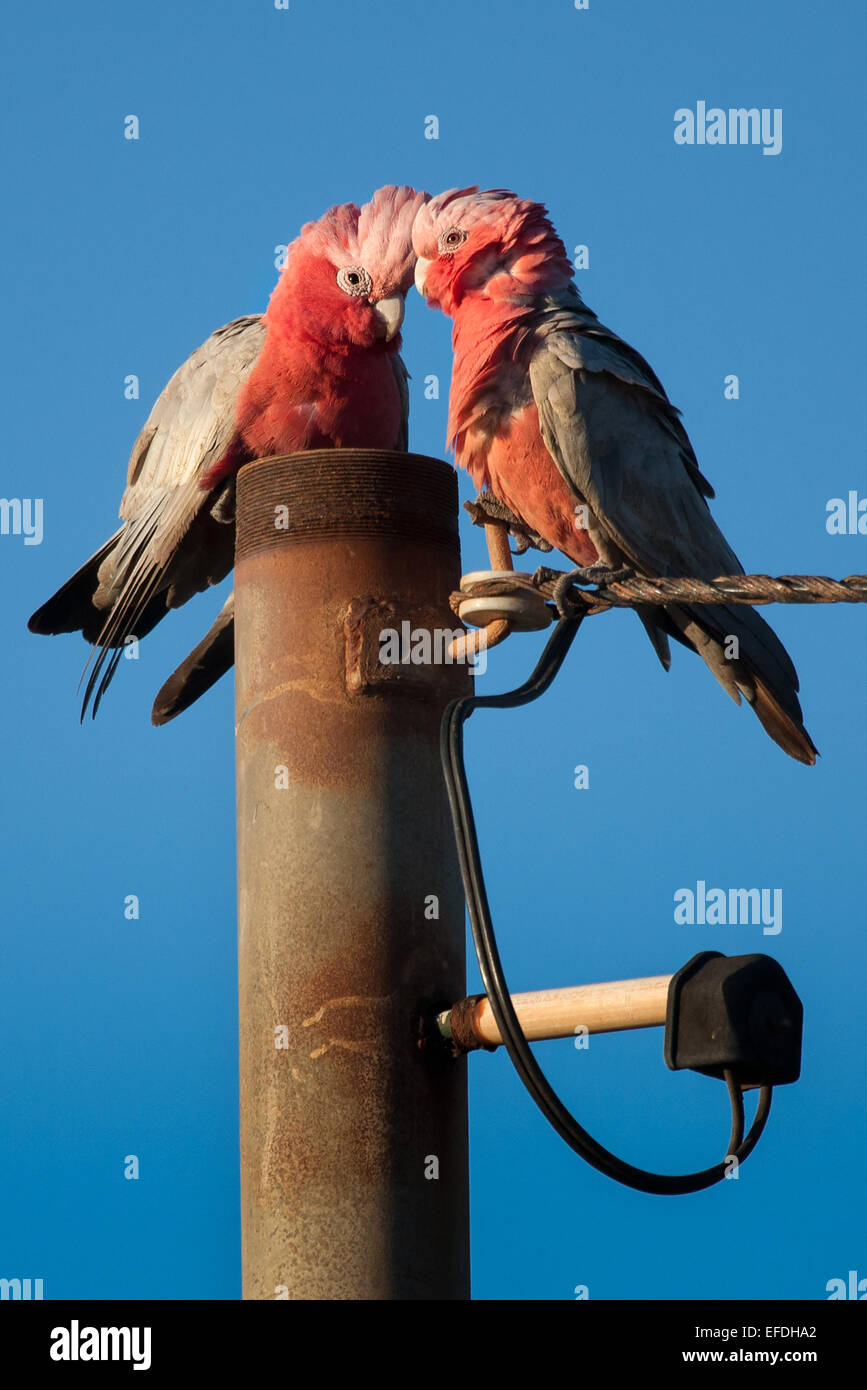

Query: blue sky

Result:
[1,0,865,1300]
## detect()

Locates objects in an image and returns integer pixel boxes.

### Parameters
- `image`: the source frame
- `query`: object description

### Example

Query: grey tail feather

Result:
[151,598,235,726]
[80,561,167,719]
[28,531,122,640]
[750,675,818,766]
[660,600,817,765]
[636,605,671,670]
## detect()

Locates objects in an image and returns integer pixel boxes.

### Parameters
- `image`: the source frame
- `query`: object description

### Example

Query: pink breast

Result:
[471,402,599,566]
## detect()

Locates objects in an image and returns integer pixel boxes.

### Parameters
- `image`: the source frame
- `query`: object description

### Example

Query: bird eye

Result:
[437,227,467,255]
[336,265,372,297]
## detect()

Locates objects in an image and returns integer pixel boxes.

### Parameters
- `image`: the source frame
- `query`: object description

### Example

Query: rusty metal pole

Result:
[234,450,471,1301]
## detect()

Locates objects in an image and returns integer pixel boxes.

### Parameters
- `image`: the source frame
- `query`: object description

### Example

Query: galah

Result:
[29,185,428,722]
[413,188,816,764]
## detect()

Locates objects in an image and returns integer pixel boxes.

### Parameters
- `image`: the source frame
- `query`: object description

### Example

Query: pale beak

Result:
[372,294,405,341]
[414,257,432,298]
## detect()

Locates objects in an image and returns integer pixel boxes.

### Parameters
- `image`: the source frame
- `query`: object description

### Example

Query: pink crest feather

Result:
[292,185,429,294]
[413,187,573,296]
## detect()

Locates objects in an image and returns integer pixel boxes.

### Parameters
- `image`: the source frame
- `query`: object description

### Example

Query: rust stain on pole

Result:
[235,450,471,1301]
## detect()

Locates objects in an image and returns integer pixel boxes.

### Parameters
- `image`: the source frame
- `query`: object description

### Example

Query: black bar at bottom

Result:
[0,1298,861,1373]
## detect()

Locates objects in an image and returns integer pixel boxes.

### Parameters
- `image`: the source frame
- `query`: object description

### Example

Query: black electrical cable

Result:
[441,614,774,1195]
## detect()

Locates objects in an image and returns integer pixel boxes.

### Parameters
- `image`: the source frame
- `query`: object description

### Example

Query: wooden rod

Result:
[440,975,673,1051]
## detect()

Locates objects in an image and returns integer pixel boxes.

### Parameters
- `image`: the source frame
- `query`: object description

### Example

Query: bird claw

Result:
[569,564,634,588]
[548,565,634,619]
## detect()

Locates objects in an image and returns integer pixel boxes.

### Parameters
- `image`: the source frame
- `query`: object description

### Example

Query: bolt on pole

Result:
[234,449,471,1301]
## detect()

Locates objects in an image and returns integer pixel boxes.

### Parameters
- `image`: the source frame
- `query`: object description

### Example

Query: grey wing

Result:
[389,352,410,450]
[530,325,740,580]
[81,315,266,715]
[529,307,815,763]
[120,315,265,508]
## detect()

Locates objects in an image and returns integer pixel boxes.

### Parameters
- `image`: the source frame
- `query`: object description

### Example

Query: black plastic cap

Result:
[664,951,803,1086]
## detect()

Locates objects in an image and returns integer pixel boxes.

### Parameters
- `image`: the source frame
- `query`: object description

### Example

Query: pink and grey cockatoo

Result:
[413,187,816,764]
[29,185,428,721]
